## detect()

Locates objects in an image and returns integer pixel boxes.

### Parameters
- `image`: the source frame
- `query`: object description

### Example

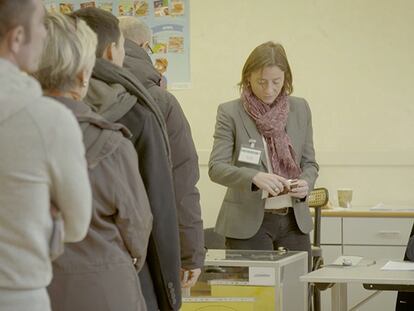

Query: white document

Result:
[332,256,363,266]
[370,203,414,211]
[381,261,414,271]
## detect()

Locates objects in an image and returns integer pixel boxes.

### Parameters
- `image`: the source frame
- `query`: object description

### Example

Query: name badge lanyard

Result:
[237,139,263,166]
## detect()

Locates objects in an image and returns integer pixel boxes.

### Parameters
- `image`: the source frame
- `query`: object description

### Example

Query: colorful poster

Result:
[134,0,149,17]
[42,0,191,89]
[118,0,134,16]
[80,1,96,8]
[168,36,184,53]
[145,0,190,89]
[153,0,169,17]
[44,0,59,12]
[170,0,184,16]
[59,2,75,14]
[96,1,113,12]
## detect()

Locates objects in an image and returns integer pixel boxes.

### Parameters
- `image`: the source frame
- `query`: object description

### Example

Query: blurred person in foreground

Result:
[0,1,92,310]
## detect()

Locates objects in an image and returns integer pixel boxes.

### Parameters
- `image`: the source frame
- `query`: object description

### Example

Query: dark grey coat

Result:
[85,59,182,311]
[123,39,205,270]
[47,97,152,311]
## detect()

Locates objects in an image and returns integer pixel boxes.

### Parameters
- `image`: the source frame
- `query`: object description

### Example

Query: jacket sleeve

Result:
[298,99,319,192]
[114,139,153,272]
[166,93,204,269]
[208,104,259,192]
[48,107,92,242]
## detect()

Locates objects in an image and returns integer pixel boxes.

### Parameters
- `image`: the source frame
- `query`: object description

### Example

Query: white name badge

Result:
[238,146,262,165]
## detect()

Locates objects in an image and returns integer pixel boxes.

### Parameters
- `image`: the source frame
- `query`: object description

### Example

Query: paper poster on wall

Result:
[96,1,114,12]
[134,0,149,16]
[44,0,58,12]
[118,0,134,16]
[144,0,190,89]
[59,2,75,13]
[80,1,96,8]
[43,0,190,90]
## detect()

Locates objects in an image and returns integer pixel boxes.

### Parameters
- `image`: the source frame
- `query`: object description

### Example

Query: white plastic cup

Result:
[337,189,353,208]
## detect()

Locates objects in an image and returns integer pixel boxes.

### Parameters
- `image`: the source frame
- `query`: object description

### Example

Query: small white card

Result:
[249,266,275,286]
[238,147,261,165]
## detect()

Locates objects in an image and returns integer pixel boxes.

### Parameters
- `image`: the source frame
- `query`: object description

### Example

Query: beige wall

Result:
[170,0,414,228]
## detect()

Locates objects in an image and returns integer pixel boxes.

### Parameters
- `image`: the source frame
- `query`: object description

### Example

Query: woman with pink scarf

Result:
[209,42,319,265]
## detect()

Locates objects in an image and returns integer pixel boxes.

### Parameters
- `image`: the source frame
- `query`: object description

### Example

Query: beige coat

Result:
[47,97,152,311]
[0,59,92,311]
[209,97,319,239]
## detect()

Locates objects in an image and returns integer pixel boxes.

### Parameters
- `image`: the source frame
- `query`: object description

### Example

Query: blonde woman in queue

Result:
[34,13,152,311]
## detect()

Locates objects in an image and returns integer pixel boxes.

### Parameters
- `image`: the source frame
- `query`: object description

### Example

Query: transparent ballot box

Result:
[181,249,308,311]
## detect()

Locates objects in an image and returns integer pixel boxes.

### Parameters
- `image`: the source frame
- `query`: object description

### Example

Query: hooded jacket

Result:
[47,96,152,311]
[0,59,92,292]
[85,58,181,310]
[123,39,204,269]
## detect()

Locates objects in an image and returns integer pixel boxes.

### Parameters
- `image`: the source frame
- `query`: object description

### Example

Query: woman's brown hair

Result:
[239,41,293,95]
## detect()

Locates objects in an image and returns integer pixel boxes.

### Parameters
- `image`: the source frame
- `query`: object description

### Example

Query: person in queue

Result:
[0,1,92,310]
[119,16,204,289]
[72,8,181,310]
[33,13,153,311]
[209,42,319,267]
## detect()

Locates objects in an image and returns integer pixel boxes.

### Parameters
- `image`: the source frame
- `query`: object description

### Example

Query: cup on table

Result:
[337,189,353,208]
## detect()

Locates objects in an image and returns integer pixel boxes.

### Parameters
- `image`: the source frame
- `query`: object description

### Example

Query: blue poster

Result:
[43,0,190,89]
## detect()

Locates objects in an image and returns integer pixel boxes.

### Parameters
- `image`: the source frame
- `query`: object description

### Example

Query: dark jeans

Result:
[225,209,311,271]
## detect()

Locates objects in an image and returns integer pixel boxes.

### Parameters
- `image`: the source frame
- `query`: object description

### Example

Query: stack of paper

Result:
[381,261,414,271]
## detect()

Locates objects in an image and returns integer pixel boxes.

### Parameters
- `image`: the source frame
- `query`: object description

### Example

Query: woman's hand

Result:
[289,179,309,199]
[252,172,290,196]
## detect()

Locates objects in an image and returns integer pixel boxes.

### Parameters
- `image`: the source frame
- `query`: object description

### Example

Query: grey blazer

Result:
[208,96,319,239]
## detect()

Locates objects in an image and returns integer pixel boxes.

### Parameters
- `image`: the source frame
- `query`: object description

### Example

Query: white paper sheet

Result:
[381,261,414,271]
[332,256,363,266]
[370,203,414,211]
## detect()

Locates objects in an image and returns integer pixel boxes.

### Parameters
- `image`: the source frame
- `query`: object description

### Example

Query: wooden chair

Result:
[308,187,329,311]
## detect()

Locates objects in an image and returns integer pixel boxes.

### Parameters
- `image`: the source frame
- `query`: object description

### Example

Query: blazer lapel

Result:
[237,105,268,169]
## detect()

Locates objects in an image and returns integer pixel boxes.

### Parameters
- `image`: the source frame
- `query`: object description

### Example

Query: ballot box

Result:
[181,297,255,311]
[181,249,308,311]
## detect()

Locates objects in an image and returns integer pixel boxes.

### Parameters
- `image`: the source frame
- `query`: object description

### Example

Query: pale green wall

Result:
[169,0,414,227]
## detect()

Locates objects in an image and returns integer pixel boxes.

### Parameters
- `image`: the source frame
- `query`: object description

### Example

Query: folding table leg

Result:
[331,283,348,311]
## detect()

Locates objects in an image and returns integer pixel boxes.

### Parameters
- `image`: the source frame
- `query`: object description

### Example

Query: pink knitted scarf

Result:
[242,87,302,179]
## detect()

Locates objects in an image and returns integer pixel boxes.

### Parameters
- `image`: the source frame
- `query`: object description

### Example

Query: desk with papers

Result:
[301,259,414,311]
